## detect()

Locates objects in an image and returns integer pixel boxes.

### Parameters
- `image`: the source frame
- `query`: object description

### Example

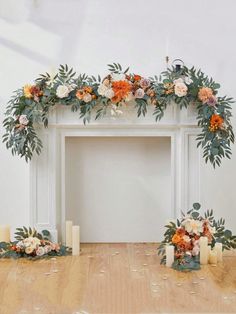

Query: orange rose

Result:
[172,234,182,244]
[76,90,84,100]
[133,74,141,81]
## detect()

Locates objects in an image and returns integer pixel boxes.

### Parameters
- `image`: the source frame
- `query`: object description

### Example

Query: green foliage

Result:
[157,203,236,271]
[14,226,49,241]
[2,64,234,166]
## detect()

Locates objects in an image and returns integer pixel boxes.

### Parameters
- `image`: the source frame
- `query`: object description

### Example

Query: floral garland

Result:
[158,203,236,271]
[3,63,234,167]
[0,227,69,259]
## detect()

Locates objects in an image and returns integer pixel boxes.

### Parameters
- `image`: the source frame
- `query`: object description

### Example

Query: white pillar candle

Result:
[166,245,174,267]
[209,250,217,264]
[72,225,80,256]
[214,243,223,262]
[0,225,10,242]
[65,220,73,247]
[207,245,211,262]
[200,236,208,265]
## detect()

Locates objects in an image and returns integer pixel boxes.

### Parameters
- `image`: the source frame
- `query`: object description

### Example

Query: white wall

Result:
[0,0,236,234]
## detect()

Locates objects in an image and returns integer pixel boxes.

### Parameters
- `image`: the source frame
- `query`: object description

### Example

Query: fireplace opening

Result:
[65,136,171,242]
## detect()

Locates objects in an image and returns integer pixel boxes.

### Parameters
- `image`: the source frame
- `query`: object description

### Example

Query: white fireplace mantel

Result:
[30,103,201,241]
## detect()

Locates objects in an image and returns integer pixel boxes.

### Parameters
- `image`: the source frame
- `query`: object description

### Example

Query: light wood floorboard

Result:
[0,243,235,314]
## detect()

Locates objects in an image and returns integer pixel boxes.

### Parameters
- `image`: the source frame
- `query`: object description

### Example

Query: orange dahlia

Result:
[198,87,214,103]
[209,114,224,131]
[112,80,132,103]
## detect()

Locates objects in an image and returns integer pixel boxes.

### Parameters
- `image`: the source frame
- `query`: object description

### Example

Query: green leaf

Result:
[193,203,201,210]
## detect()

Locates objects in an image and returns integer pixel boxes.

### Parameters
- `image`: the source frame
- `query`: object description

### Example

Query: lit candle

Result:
[65,220,73,248]
[72,225,80,256]
[0,225,10,242]
[166,244,174,267]
[209,250,217,264]
[200,236,208,265]
[214,243,223,262]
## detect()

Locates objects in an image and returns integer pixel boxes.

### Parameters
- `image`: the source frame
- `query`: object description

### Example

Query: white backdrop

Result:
[0,0,236,235]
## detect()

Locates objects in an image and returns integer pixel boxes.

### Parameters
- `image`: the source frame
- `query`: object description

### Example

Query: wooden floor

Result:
[0,243,236,314]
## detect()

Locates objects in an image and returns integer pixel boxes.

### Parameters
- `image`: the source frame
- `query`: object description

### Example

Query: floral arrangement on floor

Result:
[157,203,236,271]
[3,63,234,167]
[0,227,69,259]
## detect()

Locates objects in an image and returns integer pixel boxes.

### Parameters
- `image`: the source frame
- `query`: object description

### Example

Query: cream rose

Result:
[56,85,70,98]
[98,84,109,96]
[182,219,203,235]
[25,246,34,254]
[23,237,41,249]
[174,81,188,97]
[104,88,115,99]
[19,115,29,126]
[83,93,92,103]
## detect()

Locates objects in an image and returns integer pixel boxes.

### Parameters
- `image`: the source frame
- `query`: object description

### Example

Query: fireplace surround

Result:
[30,103,200,241]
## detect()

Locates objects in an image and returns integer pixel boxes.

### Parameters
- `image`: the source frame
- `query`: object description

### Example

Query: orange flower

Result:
[133,74,141,81]
[172,234,182,244]
[24,85,42,98]
[164,82,174,95]
[24,84,33,98]
[84,86,93,94]
[76,89,84,100]
[198,87,213,103]
[209,114,224,132]
[112,80,132,103]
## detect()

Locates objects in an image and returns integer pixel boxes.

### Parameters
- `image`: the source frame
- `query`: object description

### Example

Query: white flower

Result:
[104,88,115,99]
[135,88,145,99]
[36,246,45,256]
[125,92,134,102]
[56,85,70,98]
[25,246,34,254]
[19,115,29,126]
[182,219,203,235]
[173,78,185,84]
[111,73,125,81]
[184,76,193,85]
[98,84,109,96]
[174,82,188,97]
[140,78,151,89]
[83,93,92,103]
[23,237,41,249]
